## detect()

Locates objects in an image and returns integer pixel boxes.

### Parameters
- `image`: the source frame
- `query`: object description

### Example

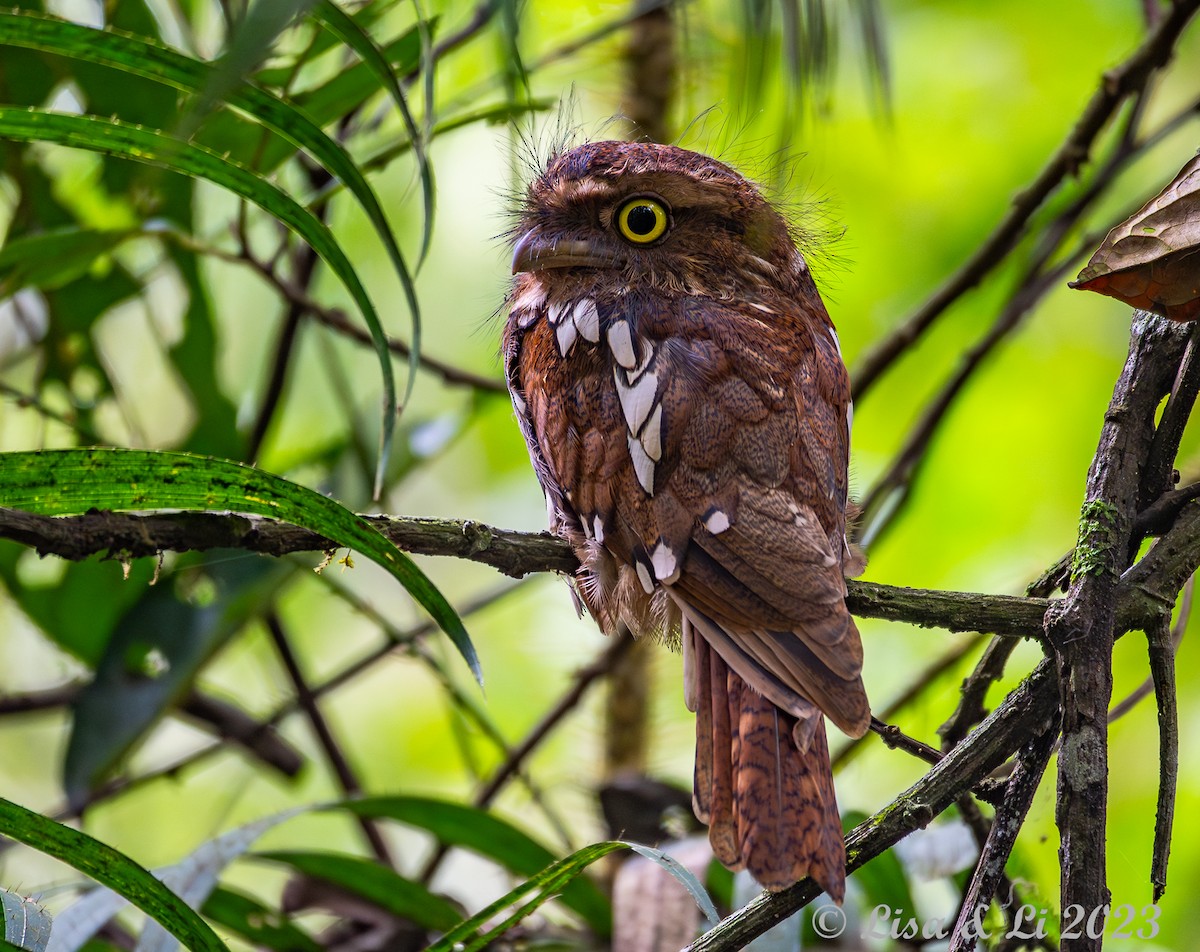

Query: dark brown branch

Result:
[868,716,943,768]
[1140,323,1200,511]
[948,724,1059,952]
[1147,613,1179,901]
[850,0,1200,399]
[1044,313,1192,952]
[264,611,395,867]
[0,682,302,777]
[175,690,303,778]
[6,505,1200,639]
[938,637,1021,749]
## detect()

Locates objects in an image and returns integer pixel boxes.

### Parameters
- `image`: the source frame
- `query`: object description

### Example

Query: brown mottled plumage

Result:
[502,141,870,899]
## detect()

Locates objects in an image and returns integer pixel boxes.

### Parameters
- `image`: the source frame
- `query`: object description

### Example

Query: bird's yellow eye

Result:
[615,196,669,245]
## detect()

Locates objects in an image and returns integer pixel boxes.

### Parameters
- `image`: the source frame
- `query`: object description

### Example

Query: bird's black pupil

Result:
[626,204,658,235]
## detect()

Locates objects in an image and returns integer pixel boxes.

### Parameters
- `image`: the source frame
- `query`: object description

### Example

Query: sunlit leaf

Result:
[0,798,229,952]
[0,106,397,492]
[0,448,479,682]
[1071,152,1200,321]
[309,0,430,409]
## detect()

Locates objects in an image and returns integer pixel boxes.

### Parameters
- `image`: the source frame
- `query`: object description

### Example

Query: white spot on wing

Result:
[511,391,526,415]
[626,345,654,382]
[704,508,730,534]
[614,367,658,434]
[556,317,578,357]
[651,541,679,583]
[592,514,605,544]
[847,400,854,434]
[606,320,638,369]
[635,561,654,594]
[573,298,600,342]
[546,300,568,326]
[640,403,663,461]
[829,326,842,357]
[627,434,655,494]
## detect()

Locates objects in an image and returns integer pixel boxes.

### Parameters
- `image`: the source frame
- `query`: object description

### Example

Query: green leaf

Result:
[255,0,396,86]
[0,798,229,952]
[2,889,51,952]
[0,227,135,295]
[64,553,291,808]
[50,808,306,951]
[201,887,321,952]
[339,797,611,934]
[0,104,397,496]
[255,851,461,932]
[0,448,479,682]
[426,842,629,952]
[308,0,430,407]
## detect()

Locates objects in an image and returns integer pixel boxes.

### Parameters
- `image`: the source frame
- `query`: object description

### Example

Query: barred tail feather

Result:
[690,636,846,900]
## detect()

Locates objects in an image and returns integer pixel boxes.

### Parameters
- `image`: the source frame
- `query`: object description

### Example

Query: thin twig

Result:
[948,724,1058,952]
[832,633,984,769]
[868,716,943,767]
[0,683,302,776]
[418,633,636,883]
[938,636,1022,750]
[850,0,1200,399]
[265,611,396,867]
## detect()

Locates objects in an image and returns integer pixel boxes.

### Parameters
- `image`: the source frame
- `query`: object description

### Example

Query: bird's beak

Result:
[511,231,610,274]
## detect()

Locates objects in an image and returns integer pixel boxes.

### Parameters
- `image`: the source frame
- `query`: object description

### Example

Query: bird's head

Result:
[510,141,810,300]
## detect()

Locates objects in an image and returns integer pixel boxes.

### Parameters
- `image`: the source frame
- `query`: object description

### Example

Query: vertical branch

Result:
[1147,613,1179,900]
[948,725,1058,952]
[1043,313,1191,951]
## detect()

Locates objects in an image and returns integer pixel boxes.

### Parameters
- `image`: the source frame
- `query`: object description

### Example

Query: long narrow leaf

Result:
[309,0,430,410]
[0,106,396,495]
[338,797,610,933]
[426,843,626,952]
[0,798,229,952]
[0,448,479,682]
[0,8,421,396]
[255,851,460,932]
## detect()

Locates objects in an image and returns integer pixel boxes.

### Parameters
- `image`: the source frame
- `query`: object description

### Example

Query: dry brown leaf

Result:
[1071,152,1200,320]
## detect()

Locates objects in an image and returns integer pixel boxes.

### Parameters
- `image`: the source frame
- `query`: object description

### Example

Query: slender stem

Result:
[265,610,395,867]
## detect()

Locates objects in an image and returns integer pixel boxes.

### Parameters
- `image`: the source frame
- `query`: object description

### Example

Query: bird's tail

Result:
[690,634,846,901]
